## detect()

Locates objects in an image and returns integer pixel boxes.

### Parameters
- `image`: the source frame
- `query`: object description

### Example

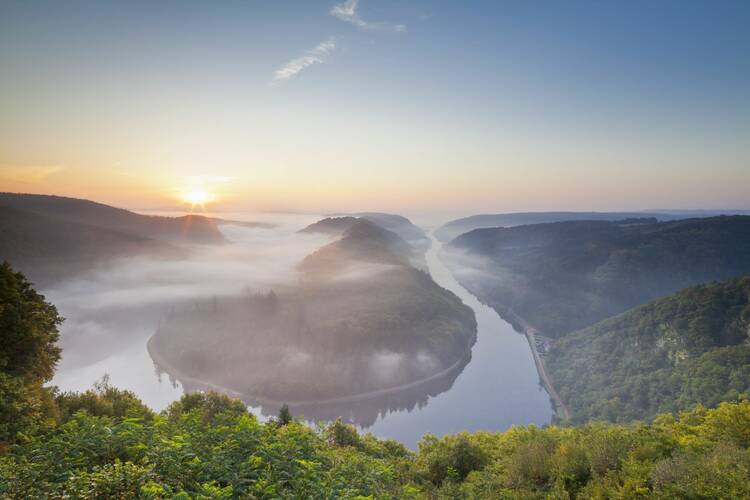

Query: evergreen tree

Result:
[278,403,292,426]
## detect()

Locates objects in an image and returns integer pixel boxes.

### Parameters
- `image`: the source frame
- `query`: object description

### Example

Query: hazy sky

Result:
[1,0,749,214]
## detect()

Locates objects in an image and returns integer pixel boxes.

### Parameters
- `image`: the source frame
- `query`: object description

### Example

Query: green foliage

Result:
[163,391,248,423]
[2,390,750,498]
[326,418,361,448]
[0,261,62,445]
[0,261,61,382]
[415,432,488,486]
[56,375,154,423]
[548,276,750,423]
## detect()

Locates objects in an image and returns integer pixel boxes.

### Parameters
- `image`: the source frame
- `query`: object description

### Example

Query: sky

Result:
[1,0,749,216]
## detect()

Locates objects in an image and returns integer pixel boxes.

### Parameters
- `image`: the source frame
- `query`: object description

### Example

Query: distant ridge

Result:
[0,192,225,244]
[299,216,359,236]
[0,205,181,285]
[300,219,413,275]
[435,210,750,242]
[300,214,427,269]
[446,215,750,337]
[308,212,429,248]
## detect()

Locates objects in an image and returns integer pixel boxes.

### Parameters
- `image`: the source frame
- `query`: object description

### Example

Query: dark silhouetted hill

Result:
[299,216,359,236]
[353,212,429,246]
[299,219,413,275]
[0,205,181,285]
[435,210,750,242]
[0,193,225,244]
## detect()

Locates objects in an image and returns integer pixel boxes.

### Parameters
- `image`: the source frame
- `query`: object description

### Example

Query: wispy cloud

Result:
[272,37,337,83]
[0,164,65,184]
[330,0,406,33]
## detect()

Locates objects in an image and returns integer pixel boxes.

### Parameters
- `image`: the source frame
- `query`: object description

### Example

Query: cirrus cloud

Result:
[330,0,406,33]
[272,36,337,84]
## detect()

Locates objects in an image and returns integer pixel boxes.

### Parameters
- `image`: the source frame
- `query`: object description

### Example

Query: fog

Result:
[48,213,331,408]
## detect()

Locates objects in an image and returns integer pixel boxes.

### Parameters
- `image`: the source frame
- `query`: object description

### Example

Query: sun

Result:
[181,190,212,209]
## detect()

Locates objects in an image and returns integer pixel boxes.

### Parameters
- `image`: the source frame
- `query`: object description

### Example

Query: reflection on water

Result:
[169,350,472,429]
[51,216,553,448]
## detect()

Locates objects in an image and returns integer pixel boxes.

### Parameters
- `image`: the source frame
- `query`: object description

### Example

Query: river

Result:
[50,219,552,448]
[363,235,553,445]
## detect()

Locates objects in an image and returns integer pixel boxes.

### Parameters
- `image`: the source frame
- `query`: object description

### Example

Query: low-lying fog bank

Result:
[49,213,329,407]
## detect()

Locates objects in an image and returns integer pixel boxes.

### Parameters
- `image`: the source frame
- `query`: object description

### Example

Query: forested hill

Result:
[299,216,360,235]
[0,206,181,285]
[0,192,225,244]
[300,218,415,274]
[302,212,430,254]
[435,209,750,242]
[446,216,750,337]
[435,211,665,242]
[547,276,750,424]
[352,212,430,248]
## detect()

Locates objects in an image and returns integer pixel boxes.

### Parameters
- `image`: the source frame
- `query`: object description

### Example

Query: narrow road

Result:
[502,309,571,420]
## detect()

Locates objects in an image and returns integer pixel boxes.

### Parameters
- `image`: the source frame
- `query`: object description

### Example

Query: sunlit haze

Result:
[1,1,748,215]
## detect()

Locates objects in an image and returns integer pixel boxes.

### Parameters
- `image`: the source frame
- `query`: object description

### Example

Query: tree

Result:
[0,261,63,444]
[326,418,360,447]
[278,403,292,426]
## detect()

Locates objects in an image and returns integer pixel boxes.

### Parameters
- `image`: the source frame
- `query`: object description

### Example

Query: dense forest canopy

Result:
[3,370,750,497]
[547,276,750,423]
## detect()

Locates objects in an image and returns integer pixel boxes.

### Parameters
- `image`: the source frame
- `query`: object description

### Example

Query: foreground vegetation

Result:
[2,384,750,498]
[547,276,750,424]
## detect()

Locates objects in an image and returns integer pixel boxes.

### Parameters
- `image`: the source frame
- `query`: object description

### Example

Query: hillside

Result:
[435,210,750,242]
[435,211,665,241]
[299,216,359,236]
[0,206,180,285]
[299,219,414,274]
[446,216,750,336]
[150,218,476,404]
[353,212,430,248]
[547,276,750,424]
[0,192,226,244]
[301,215,428,269]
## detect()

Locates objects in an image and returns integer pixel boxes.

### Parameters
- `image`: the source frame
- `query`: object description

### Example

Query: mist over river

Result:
[50,213,553,448]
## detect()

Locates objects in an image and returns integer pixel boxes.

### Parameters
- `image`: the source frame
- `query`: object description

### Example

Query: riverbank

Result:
[147,331,476,409]
[491,306,570,420]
